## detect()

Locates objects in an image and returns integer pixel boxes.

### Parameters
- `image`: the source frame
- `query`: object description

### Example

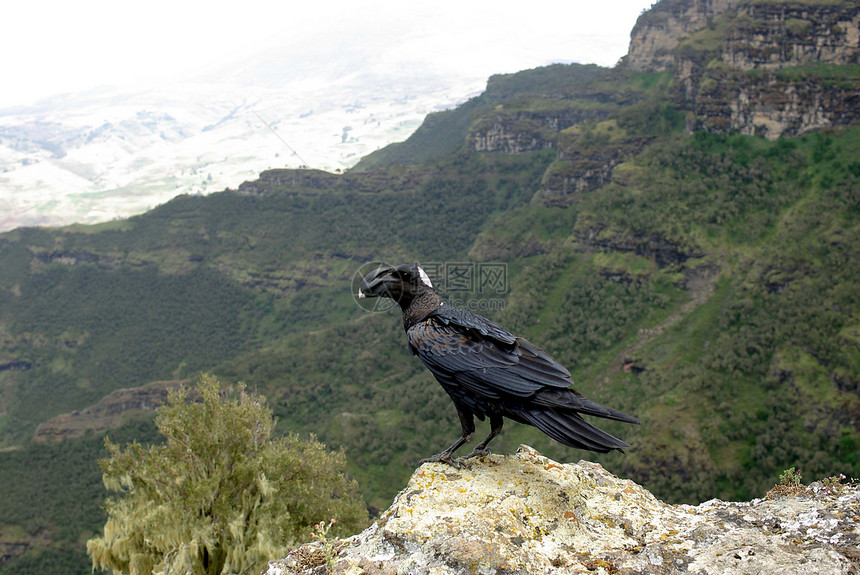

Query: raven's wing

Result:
[430,304,518,345]
[407,309,572,399]
[409,307,641,425]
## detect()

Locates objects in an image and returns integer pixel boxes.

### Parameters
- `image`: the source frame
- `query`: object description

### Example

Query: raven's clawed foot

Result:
[462,446,491,460]
[419,452,466,468]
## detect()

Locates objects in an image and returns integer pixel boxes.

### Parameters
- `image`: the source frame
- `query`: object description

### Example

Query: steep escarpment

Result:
[679,1,860,138]
[356,65,649,167]
[365,0,858,176]
[625,0,859,72]
[624,0,741,72]
[625,0,860,139]
[532,0,860,205]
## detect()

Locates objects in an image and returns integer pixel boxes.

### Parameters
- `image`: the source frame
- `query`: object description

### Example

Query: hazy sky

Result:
[3,1,655,107]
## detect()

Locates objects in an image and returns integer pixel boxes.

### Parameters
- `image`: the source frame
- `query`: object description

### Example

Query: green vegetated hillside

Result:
[2,9,860,575]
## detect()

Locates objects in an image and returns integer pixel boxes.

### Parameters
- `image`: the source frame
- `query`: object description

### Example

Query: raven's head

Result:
[358,263,434,305]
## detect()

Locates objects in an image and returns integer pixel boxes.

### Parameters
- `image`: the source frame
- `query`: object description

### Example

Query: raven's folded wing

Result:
[407,315,573,399]
[430,304,517,344]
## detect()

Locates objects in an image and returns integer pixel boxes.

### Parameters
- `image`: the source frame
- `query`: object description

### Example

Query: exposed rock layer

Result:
[624,0,741,72]
[679,1,860,138]
[32,381,180,441]
[625,0,860,139]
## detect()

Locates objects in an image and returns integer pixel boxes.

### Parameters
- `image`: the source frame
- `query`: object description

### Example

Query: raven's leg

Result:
[419,408,475,468]
[462,413,504,460]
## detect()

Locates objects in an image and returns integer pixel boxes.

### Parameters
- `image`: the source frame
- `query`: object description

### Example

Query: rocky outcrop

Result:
[679,1,860,138]
[624,0,859,72]
[31,248,120,270]
[32,380,181,441]
[469,113,557,154]
[464,65,636,155]
[235,169,342,195]
[575,225,704,268]
[533,120,651,207]
[690,66,860,138]
[469,108,612,154]
[624,0,740,72]
[623,0,860,139]
[234,168,424,196]
[718,2,860,71]
[266,446,860,575]
[534,152,625,207]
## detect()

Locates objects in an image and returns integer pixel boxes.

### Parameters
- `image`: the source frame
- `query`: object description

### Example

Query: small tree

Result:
[87,375,367,575]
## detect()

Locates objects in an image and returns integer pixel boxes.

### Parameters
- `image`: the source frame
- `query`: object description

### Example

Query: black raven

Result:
[358,262,640,466]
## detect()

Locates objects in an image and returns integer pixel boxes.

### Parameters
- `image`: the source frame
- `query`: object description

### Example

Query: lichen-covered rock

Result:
[266,446,860,575]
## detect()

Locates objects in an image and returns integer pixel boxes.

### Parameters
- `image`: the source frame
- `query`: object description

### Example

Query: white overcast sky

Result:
[2,1,656,107]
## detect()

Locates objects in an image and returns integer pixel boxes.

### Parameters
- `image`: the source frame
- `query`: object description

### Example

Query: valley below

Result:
[0,73,480,232]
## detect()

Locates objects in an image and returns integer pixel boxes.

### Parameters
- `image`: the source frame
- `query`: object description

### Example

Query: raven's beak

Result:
[358,266,396,298]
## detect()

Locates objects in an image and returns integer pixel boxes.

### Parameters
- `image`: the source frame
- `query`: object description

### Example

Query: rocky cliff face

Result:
[469,108,612,154]
[680,1,860,138]
[624,0,741,72]
[625,0,859,73]
[626,0,860,139]
[266,446,860,575]
[491,1,859,208]
[719,2,860,70]
[532,119,651,207]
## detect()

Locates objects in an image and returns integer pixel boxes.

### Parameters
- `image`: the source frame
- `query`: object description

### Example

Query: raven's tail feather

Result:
[519,409,631,453]
[573,397,641,425]
[532,388,641,425]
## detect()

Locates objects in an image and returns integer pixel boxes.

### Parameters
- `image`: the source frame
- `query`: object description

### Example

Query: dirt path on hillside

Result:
[608,264,720,378]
